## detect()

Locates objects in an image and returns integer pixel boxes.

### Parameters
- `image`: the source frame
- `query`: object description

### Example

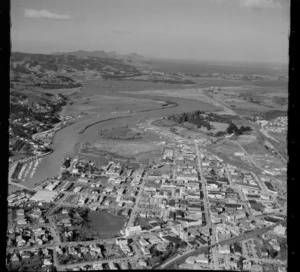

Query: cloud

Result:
[239,0,282,9]
[210,0,282,9]
[24,9,71,20]
[112,30,132,35]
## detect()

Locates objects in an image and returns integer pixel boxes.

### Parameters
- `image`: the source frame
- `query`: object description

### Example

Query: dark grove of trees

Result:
[226,123,252,135]
[168,110,233,131]
[168,110,252,136]
[168,111,213,130]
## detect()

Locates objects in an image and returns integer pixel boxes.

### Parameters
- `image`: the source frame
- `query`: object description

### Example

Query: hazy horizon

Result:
[11,0,290,64]
[11,50,289,67]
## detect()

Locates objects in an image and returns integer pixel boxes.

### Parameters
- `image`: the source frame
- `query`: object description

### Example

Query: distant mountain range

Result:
[52,50,147,61]
[10,51,146,75]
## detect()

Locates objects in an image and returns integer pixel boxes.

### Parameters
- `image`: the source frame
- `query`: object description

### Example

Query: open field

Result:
[267,132,287,158]
[236,134,257,144]
[87,211,126,239]
[268,131,287,145]
[252,154,286,172]
[243,140,273,156]
[98,126,143,140]
[243,141,286,174]
[170,126,212,141]
[80,140,163,162]
[203,83,287,119]
[209,121,229,132]
[31,86,82,96]
[206,140,259,173]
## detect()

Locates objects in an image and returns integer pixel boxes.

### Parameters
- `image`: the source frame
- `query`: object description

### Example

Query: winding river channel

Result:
[26,81,220,187]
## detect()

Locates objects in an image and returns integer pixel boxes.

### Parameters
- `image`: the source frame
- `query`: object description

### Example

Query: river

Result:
[24,80,220,187]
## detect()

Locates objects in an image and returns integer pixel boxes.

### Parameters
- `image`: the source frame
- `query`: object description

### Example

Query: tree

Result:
[226,123,238,134]
[214,131,226,137]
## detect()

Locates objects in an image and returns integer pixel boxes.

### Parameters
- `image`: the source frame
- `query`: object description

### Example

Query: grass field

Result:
[98,126,143,140]
[88,211,126,238]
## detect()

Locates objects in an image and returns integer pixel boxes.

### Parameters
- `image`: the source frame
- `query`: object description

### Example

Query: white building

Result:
[125,225,142,236]
[274,225,286,236]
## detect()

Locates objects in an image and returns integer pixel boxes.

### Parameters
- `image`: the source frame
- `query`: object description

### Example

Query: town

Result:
[7,127,287,271]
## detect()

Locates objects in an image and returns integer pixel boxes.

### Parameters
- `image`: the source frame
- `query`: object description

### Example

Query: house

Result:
[140,245,150,255]
[56,213,71,224]
[233,243,242,256]
[194,254,209,264]
[108,262,118,270]
[43,258,52,265]
[139,238,149,247]
[17,215,27,225]
[89,244,101,254]
[20,251,31,259]
[11,254,20,262]
[125,225,142,236]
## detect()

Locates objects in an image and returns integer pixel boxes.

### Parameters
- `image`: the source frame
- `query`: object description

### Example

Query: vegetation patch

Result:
[259,110,287,120]
[166,110,252,137]
[98,125,143,140]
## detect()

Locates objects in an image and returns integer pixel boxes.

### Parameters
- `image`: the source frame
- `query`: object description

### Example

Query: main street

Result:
[127,178,146,228]
[195,144,219,270]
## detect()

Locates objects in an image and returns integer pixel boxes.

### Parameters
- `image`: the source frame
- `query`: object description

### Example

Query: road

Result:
[243,256,286,265]
[8,181,37,192]
[158,223,279,270]
[195,145,211,226]
[8,237,117,252]
[195,144,220,269]
[127,178,146,228]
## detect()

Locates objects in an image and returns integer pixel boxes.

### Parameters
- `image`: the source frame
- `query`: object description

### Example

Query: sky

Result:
[11,0,290,64]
